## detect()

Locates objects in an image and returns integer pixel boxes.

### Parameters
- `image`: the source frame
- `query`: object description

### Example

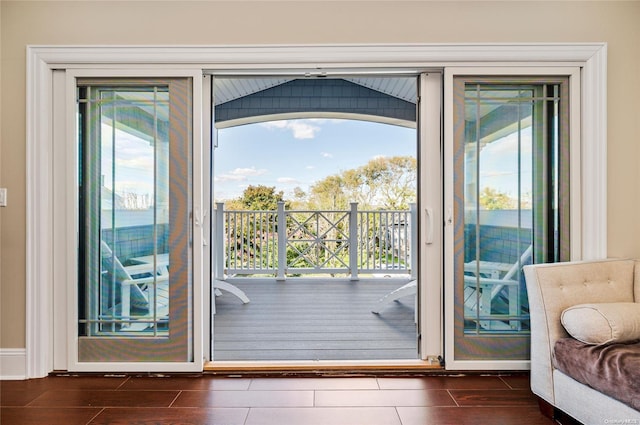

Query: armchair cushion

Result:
[561,302,640,345]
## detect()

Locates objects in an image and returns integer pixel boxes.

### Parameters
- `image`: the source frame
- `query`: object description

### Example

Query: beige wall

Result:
[2,1,639,349]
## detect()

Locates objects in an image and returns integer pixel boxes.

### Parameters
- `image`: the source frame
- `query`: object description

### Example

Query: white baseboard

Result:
[1,348,27,380]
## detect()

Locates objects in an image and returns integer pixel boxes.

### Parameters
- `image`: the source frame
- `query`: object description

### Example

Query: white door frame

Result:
[59,68,205,373]
[25,43,606,378]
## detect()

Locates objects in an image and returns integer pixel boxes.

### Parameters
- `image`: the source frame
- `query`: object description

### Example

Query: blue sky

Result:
[213,118,532,202]
[479,128,533,199]
[102,118,531,205]
[213,119,417,201]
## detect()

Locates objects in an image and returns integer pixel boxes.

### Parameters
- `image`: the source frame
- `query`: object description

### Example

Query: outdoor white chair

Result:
[372,245,533,331]
[463,245,532,331]
[371,279,417,317]
[101,241,169,331]
[213,280,250,304]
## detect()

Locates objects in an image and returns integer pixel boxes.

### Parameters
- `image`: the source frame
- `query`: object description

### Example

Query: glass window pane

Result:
[80,86,171,336]
[76,78,192,364]
[463,86,536,335]
[456,79,567,361]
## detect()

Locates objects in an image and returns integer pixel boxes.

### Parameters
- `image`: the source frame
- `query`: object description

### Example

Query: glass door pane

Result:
[77,78,193,363]
[452,78,570,361]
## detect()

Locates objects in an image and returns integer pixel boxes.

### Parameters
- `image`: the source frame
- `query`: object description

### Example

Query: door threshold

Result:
[204,358,443,374]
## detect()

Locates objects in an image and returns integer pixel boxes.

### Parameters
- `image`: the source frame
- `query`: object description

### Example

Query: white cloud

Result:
[214,174,245,183]
[231,167,268,177]
[321,152,333,158]
[260,119,321,139]
[215,166,267,182]
[102,125,156,172]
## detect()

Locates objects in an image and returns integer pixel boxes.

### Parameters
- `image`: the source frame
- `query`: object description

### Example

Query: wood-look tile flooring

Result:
[1,373,580,424]
[214,278,417,361]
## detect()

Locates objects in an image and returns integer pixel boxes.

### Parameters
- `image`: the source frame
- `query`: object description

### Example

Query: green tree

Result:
[237,184,286,210]
[309,155,416,210]
[364,156,416,209]
[293,186,306,201]
[308,175,348,210]
[479,187,516,210]
[289,186,308,209]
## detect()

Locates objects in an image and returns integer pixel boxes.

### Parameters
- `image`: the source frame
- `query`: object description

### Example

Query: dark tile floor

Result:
[1,373,580,425]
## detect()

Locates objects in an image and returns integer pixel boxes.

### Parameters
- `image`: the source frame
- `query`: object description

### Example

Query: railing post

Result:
[276,201,286,281]
[350,202,359,281]
[410,202,418,280]
[214,202,225,281]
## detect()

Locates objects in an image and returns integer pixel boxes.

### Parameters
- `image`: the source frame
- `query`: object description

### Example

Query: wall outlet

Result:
[0,188,7,207]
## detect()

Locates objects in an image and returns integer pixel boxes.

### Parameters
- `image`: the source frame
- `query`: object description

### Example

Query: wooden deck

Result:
[213,277,418,361]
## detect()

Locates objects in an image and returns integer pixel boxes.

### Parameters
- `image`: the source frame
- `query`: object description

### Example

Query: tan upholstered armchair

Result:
[524,259,640,424]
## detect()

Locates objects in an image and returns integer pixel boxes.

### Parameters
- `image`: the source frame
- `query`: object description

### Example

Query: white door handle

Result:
[194,207,202,227]
[425,207,434,245]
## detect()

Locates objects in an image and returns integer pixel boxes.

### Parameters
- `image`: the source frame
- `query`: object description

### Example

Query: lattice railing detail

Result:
[214,202,416,280]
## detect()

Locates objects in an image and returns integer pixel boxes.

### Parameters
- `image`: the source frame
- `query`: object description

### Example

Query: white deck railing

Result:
[214,202,417,280]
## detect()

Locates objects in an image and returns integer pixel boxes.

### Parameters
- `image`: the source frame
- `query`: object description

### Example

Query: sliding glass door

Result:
[448,76,571,364]
[75,78,195,363]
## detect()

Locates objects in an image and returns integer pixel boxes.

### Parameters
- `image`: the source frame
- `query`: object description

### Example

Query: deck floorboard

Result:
[213,278,418,361]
